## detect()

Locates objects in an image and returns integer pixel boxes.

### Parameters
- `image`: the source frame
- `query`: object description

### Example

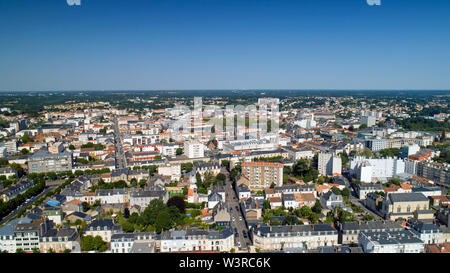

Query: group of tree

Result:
[80,142,106,150]
[287,159,319,183]
[357,148,375,158]
[378,148,401,158]
[20,134,34,144]
[397,117,450,132]
[295,205,320,224]
[253,156,283,163]
[89,179,128,191]
[120,198,185,233]
[81,235,108,252]
[432,149,450,164]
[196,172,226,193]
[132,165,158,175]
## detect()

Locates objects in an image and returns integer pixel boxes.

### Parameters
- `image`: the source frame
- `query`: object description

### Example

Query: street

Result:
[113,115,126,169]
[221,167,252,251]
[343,171,383,220]
[0,184,57,226]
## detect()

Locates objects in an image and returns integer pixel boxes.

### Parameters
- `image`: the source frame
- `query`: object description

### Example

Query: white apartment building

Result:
[359,230,425,253]
[160,228,234,252]
[158,163,181,181]
[252,224,338,251]
[318,153,342,177]
[362,116,377,127]
[401,144,420,158]
[184,141,205,159]
[111,233,135,253]
[294,113,317,129]
[350,157,406,183]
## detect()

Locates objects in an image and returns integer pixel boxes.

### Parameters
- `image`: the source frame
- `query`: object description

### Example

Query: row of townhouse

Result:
[63,186,168,208]
[0,218,80,253]
[252,224,339,250]
[159,227,235,252]
[0,180,34,202]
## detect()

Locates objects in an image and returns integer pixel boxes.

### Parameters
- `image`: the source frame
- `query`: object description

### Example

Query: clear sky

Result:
[0,0,449,91]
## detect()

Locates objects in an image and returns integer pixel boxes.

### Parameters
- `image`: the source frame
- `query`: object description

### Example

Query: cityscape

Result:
[0,0,449,264]
[0,90,448,254]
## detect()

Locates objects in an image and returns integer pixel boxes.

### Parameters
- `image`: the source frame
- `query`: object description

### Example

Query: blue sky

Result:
[0,0,449,91]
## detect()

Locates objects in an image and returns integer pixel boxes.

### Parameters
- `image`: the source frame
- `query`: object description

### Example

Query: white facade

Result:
[351,157,406,182]
[401,144,420,158]
[160,229,234,252]
[158,163,181,181]
[252,224,338,251]
[359,230,425,253]
[362,116,376,127]
[318,153,342,177]
[184,141,205,158]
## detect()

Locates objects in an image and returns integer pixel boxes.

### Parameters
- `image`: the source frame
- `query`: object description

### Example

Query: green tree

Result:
[21,134,33,143]
[308,212,319,224]
[312,201,322,214]
[167,196,186,214]
[297,206,312,218]
[358,148,374,158]
[341,188,350,198]
[155,209,172,233]
[331,187,341,195]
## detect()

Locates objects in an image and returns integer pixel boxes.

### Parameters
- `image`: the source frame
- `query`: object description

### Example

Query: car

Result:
[232,217,235,221]
[243,233,247,238]
[239,216,242,221]
[237,242,241,247]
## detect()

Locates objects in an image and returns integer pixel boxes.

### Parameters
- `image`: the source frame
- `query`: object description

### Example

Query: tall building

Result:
[365,138,388,152]
[4,140,17,155]
[28,150,73,173]
[416,161,450,188]
[183,140,204,159]
[362,116,376,127]
[318,153,342,177]
[240,161,283,190]
[294,113,317,129]
[401,144,420,159]
[0,147,7,158]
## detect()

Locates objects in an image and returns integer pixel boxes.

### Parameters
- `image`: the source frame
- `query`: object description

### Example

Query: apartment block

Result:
[241,161,284,190]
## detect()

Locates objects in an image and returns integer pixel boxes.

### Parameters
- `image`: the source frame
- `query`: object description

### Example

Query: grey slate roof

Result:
[360,230,424,245]
[0,218,32,236]
[389,192,428,203]
[340,220,403,232]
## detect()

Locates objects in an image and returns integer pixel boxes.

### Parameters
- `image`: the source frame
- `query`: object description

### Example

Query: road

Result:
[0,184,57,226]
[113,115,126,169]
[222,167,252,251]
[342,171,383,220]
